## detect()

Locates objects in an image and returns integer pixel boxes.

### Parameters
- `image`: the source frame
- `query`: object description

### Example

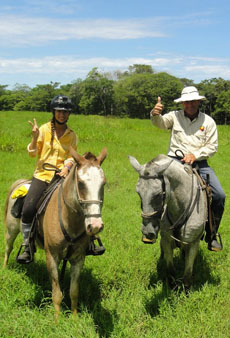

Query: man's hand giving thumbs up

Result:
[151,96,164,116]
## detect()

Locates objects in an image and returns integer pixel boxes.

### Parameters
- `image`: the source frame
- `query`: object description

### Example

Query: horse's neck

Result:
[62,166,83,214]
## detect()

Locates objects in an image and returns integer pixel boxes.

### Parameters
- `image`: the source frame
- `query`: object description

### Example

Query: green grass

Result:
[0,111,230,338]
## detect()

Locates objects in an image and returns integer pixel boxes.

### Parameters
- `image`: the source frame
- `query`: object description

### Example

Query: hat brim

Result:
[174,95,206,103]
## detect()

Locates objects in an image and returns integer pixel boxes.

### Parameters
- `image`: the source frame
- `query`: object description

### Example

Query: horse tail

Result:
[4,179,29,225]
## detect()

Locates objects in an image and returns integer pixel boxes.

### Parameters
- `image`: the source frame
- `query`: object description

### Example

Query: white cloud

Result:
[0,55,182,74]
[0,15,166,46]
[185,65,230,78]
[1,54,230,87]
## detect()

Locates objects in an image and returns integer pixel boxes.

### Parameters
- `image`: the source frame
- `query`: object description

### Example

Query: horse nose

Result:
[141,223,159,240]
[87,224,93,233]
[86,218,104,235]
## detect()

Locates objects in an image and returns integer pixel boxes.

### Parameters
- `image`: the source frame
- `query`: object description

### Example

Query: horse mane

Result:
[4,179,29,224]
[146,154,168,168]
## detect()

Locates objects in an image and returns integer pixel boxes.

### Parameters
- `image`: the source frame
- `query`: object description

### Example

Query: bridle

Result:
[139,174,166,220]
[138,157,174,220]
[68,163,103,218]
[43,162,104,244]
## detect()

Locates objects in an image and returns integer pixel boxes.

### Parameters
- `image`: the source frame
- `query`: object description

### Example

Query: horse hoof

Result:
[167,276,178,291]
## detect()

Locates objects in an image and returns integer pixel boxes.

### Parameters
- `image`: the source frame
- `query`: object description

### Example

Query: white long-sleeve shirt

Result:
[151,110,218,161]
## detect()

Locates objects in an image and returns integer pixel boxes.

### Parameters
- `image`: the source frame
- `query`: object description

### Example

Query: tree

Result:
[14,82,60,111]
[179,78,194,87]
[128,64,154,74]
[0,84,31,111]
[198,78,230,117]
[68,79,82,114]
[113,71,183,118]
[78,68,114,115]
[213,90,230,124]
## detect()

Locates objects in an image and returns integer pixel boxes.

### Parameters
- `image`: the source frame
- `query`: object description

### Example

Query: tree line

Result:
[1,64,230,124]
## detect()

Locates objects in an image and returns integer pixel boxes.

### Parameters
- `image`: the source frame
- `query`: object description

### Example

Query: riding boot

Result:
[16,222,34,264]
[208,217,223,252]
[86,235,106,256]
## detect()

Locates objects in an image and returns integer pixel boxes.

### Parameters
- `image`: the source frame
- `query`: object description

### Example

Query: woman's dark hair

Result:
[50,116,55,148]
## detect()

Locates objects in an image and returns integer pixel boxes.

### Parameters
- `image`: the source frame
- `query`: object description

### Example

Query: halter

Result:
[71,164,103,218]
[138,160,173,220]
[139,176,165,220]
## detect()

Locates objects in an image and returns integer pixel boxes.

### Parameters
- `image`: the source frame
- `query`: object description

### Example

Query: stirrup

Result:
[16,242,35,264]
[208,233,223,252]
[86,236,106,256]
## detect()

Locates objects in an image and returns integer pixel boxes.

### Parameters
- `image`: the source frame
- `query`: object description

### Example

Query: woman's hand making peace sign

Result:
[28,118,40,140]
[28,118,40,152]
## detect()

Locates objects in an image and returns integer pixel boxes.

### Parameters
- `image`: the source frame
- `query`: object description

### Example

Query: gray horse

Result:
[129,154,207,289]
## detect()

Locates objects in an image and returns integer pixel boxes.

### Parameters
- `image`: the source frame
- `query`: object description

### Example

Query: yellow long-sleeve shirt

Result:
[28,121,77,182]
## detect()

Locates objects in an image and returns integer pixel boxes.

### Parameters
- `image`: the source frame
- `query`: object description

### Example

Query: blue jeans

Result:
[197,160,225,223]
[169,157,225,226]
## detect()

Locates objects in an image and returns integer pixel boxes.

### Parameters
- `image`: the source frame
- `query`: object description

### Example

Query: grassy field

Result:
[0,111,230,338]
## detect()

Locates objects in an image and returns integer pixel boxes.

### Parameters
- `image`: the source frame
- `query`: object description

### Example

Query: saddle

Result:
[192,167,222,247]
[174,151,222,247]
[11,176,62,219]
[15,176,63,263]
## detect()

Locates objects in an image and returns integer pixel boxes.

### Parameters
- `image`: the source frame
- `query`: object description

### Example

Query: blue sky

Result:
[1,0,230,88]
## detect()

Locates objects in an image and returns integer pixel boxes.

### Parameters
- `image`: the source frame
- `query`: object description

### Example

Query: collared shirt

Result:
[151,110,218,161]
[28,122,78,182]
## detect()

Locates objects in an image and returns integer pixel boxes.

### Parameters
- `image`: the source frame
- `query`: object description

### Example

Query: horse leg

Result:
[69,257,85,316]
[160,236,176,289]
[183,240,200,291]
[46,251,62,318]
[3,218,20,267]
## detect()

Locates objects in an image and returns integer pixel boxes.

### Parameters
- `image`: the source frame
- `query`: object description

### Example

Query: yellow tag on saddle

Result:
[11,184,31,199]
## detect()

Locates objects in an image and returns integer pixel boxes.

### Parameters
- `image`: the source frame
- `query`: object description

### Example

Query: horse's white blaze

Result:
[78,166,104,235]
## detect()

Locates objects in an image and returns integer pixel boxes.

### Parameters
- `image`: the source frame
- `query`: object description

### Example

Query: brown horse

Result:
[3,147,107,316]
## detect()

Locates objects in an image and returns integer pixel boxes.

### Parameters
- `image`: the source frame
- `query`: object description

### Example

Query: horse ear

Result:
[153,156,173,175]
[69,146,85,165]
[97,147,107,165]
[128,156,143,174]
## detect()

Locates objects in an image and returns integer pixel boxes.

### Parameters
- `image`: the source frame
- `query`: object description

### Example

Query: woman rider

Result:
[17,95,77,263]
[17,95,105,263]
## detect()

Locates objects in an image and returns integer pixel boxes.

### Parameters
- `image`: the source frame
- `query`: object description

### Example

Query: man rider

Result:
[150,86,225,251]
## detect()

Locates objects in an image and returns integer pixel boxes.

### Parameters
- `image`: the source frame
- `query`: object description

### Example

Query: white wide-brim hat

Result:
[174,86,206,103]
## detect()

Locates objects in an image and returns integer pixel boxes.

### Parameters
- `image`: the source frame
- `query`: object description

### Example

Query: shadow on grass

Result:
[145,249,220,318]
[78,268,116,338]
[8,258,114,338]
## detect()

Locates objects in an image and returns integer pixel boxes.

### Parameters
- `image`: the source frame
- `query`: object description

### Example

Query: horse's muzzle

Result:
[85,217,104,236]
[141,222,159,243]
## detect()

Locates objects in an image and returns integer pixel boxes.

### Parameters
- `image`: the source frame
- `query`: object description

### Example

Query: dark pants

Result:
[21,177,48,224]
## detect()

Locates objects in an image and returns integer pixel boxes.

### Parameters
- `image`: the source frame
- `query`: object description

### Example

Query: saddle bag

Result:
[11,197,26,218]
